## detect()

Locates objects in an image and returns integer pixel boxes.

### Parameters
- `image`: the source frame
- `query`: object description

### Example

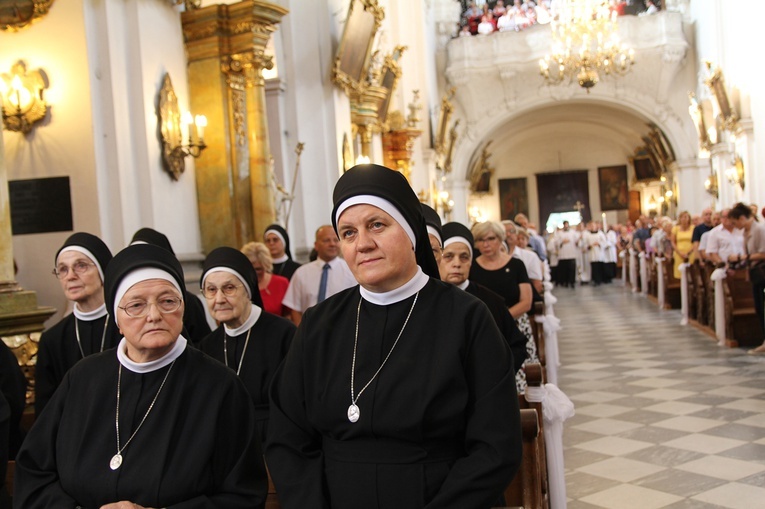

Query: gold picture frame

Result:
[434,87,455,154]
[704,61,739,132]
[688,92,711,151]
[376,46,405,124]
[332,0,384,94]
[0,0,55,32]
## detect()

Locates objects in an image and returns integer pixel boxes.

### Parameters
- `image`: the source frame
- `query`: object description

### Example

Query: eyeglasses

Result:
[201,283,242,299]
[118,297,182,318]
[476,236,499,243]
[52,261,95,279]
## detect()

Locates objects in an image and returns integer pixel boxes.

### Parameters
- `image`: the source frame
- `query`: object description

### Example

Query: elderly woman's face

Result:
[439,242,471,285]
[264,233,285,258]
[117,279,184,362]
[56,251,103,307]
[428,234,442,264]
[337,204,418,293]
[203,271,251,328]
[474,229,502,257]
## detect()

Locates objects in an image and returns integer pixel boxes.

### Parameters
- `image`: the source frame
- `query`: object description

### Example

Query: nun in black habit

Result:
[263,224,302,280]
[14,244,266,509]
[439,222,528,373]
[130,227,212,344]
[35,232,121,416]
[266,164,521,509]
[198,247,296,443]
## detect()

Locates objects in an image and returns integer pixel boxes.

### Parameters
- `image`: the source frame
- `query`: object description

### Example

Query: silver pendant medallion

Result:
[110,453,123,470]
[347,404,360,423]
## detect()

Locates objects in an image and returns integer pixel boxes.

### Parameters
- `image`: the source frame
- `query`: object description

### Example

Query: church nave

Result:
[556,283,765,509]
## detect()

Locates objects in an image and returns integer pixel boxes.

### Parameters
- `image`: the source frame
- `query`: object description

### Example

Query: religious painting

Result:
[536,170,590,228]
[598,165,628,211]
[631,153,661,183]
[498,178,528,220]
[332,0,383,92]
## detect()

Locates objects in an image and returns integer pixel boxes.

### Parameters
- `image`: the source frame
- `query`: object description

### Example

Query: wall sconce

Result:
[704,172,719,198]
[0,61,48,133]
[647,195,658,210]
[436,190,455,220]
[725,155,745,190]
[469,206,487,225]
[158,73,206,181]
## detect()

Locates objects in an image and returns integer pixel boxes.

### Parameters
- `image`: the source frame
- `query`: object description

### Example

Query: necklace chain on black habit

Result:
[224,328,252,376]
[348,292,418,423]
[74,315,109,359]
[110,360,175,470]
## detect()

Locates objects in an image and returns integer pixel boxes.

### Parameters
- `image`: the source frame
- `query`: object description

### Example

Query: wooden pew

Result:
[530,301,547,368]
[266,467,279,509]
[702,261,717,332]
[690,262,706,325]
[661,258,681,309]
[723,269,761,347]
[647,255,658,298]
[517,363,549,509]
[502,409,544,509]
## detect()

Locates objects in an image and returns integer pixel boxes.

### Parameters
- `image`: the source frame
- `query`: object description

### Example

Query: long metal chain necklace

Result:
[348,292,418,423]
[223,328,252,376]
[110,360,175,470]
[74,315,108,359]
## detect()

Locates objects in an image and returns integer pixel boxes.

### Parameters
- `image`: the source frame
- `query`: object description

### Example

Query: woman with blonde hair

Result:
[671,210,695,279]
[242,241,290,317]
[469,220,538,391]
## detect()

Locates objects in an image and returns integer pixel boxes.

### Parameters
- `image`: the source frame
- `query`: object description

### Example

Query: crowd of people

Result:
[5,153,762,507]
[458,0,662,37]
[542,203,765,355]
[5,164,538,509]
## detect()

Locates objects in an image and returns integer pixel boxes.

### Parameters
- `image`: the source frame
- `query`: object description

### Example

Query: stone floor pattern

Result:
[556,282,765,509]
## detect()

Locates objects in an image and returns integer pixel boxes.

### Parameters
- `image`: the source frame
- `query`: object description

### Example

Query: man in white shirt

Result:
[706,209,745,266]
[282,225,357,325]
[555,221,579,288]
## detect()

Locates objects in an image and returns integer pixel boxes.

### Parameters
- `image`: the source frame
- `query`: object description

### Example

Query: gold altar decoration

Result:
[382,90,422,182]
[704,61,739,133]
[539,0,634,92]
[332,0,385,94]
[0,0,55,32]
[1,60,48,134]
[182,1,288,252]
[688,92,712,152]
[468,140,494,194]
[158,73,207,181]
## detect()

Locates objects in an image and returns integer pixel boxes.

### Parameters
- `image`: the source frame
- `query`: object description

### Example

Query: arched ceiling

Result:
[475,101,656,170]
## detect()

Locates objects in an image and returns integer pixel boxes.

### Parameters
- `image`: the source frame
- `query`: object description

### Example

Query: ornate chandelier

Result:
[539,0,635,92]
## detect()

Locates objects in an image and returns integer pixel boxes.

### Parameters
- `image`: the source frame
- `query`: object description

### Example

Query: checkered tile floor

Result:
[556,281,765,509]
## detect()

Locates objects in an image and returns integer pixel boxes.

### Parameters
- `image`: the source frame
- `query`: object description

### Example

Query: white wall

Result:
[2,0,201,325]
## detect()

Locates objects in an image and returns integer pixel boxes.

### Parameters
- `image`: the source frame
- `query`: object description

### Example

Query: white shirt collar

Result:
[224,304,262,336]
[117,335,187,373]
[359,267,429,305]
[73,302,108,321]
[457,279,470,291]
[273,254,289,264]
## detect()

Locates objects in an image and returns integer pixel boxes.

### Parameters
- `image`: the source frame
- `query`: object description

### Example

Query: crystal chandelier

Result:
[539,0,635,92]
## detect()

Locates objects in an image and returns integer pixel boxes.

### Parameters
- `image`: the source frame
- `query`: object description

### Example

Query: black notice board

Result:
[9,177,73,235]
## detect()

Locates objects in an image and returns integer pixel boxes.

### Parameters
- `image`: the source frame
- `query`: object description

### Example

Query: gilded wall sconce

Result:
[158,73,206,181]
[0,61,48,133]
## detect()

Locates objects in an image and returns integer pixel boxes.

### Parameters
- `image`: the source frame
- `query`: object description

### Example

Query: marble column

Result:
[182,1,288,252]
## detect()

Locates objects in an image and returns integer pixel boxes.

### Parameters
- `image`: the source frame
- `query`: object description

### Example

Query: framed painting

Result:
[631,154,661,183]
[598,165,628,211]
[704,61,738,131]
[499,178,528,220]
[332,0,384,93]
[536,170,590,226]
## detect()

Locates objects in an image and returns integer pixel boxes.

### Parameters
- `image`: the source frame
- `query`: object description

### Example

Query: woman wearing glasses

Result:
[15,243,267,508]
[35,232,121,416]
[198,247,295,443]
[469,221,537,391]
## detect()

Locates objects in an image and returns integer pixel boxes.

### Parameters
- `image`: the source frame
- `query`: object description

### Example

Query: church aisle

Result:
[556,282,765,509]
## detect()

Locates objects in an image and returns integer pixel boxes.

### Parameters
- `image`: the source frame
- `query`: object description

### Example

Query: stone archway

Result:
[442,11,701,224]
